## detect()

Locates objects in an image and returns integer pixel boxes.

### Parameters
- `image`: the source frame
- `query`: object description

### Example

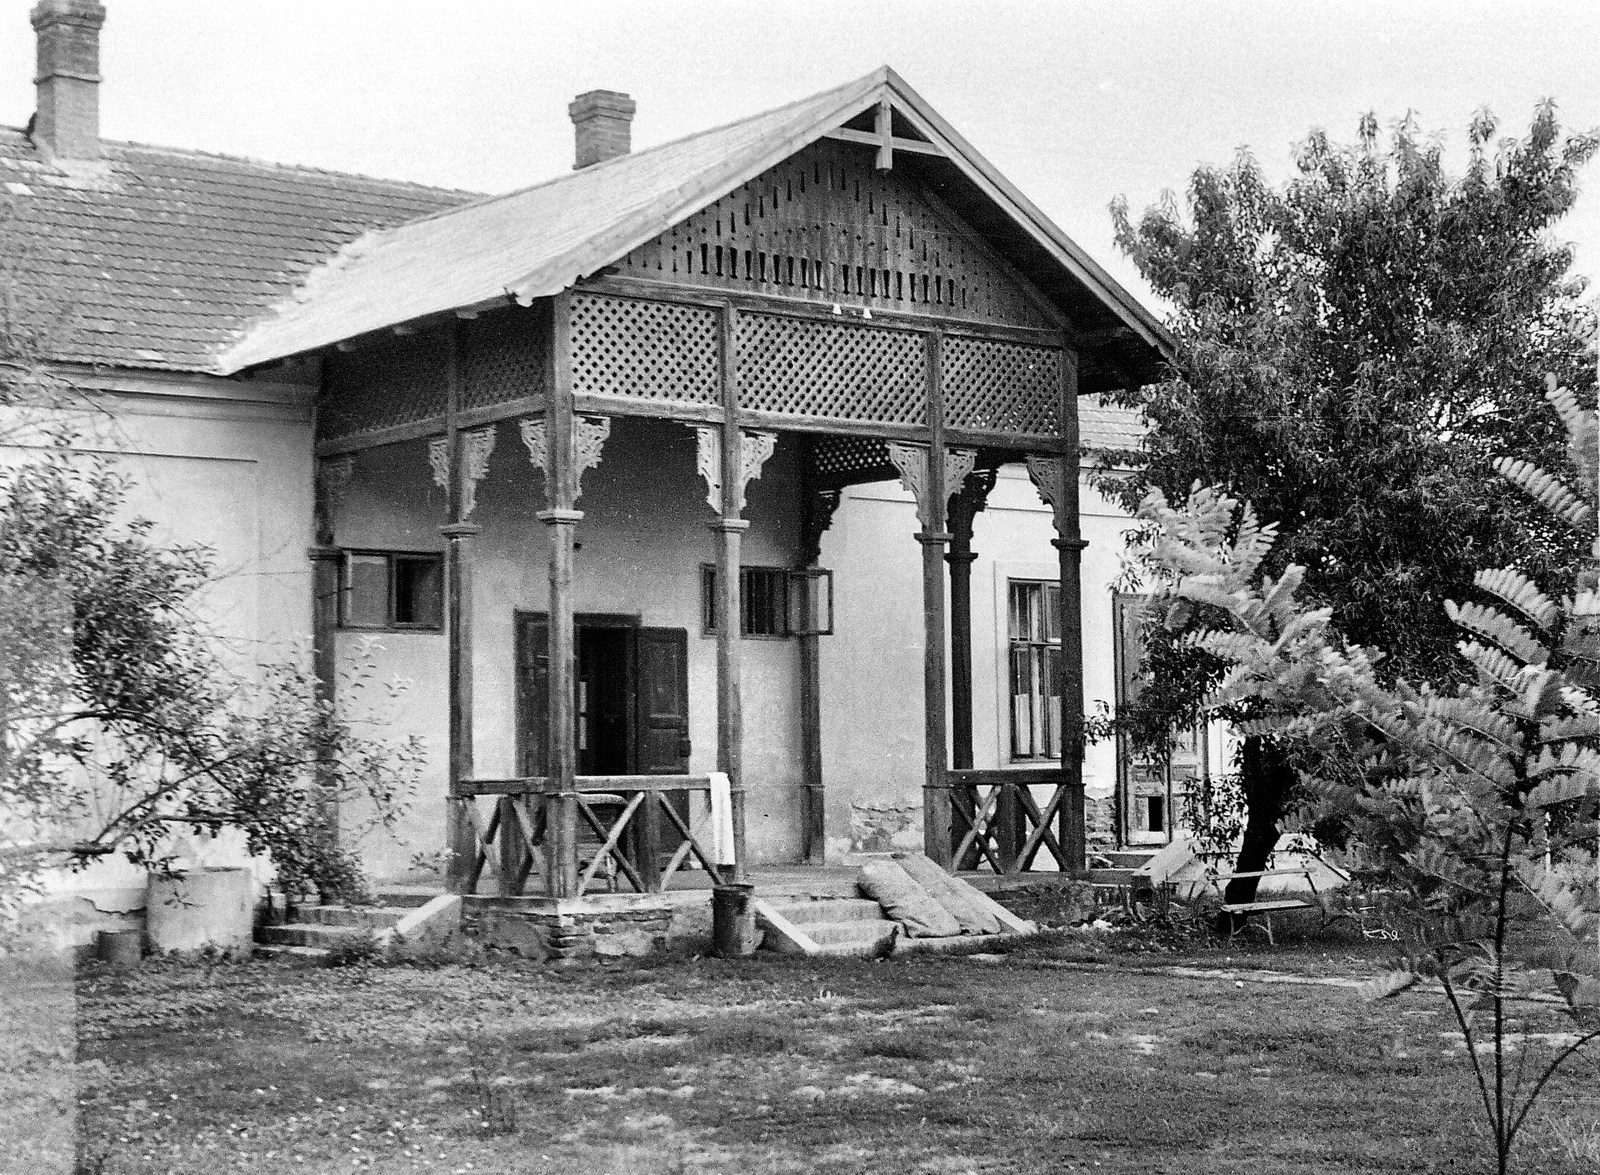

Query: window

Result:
[1008,580,1062,760]
[340,551,443,630]
[702,565,816,638]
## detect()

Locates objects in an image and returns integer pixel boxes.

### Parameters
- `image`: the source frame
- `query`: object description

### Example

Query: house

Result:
[4,1,1197,948]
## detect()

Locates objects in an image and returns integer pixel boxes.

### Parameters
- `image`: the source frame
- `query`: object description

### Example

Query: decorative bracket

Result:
[947,464,998,544]
[695,427,778,514]
[460,424,497,519]
[427,436,450,493]
[1025,454,1073,536]
[887,443,978,532]
[519,414,610,504]
[801,486,843,565]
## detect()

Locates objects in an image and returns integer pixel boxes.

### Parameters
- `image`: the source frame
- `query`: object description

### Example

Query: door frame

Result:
[514,610,642,778]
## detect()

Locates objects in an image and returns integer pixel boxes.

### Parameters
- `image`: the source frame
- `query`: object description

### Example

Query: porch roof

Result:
[219,68,1172,388]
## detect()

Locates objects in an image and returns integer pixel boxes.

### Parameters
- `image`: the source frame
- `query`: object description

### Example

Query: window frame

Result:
[1006,577,1063,763]
[700,563,795,640]
[338,548,445,632]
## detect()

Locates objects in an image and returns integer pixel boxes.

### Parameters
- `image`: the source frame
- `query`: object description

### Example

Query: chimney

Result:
[568,89,636,169]
[30,0,107,162]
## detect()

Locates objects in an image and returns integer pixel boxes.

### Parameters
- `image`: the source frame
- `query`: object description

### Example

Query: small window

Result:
[1009,579,1062,760]
[340,550,443,631]
[702,565,802,638]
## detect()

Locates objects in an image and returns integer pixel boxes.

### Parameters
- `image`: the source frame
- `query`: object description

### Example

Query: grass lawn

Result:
[29,925,1600,1174]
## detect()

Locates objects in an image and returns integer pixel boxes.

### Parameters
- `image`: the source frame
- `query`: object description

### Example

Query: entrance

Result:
[515,613,691,875]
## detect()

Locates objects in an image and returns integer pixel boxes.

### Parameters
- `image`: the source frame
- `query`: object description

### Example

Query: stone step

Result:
[253,943,333,967]
[299,905,407,928]
[257,923,379,949]
[374,887,442,909]
[764,898,884,926]
[1089,867,1137,886]
[1104,850,1161,869]
[802,919,899,948]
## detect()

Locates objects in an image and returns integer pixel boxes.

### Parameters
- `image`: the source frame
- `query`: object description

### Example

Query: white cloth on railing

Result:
[707,772,735,865]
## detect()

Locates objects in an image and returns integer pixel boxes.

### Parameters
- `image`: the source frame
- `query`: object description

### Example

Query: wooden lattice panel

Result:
[461,305,547,409]
[811,435,894,483]
[737,313,926,423]
[941,336,1061,437]
[617,140,1054,330]
[570,293,719,404]
[319,324,449,440]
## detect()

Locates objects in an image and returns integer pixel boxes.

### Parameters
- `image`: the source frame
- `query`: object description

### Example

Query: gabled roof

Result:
[0,128,475,373]
[221,68,1172,385]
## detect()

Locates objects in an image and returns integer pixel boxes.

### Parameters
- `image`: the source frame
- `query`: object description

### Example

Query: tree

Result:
[0,194,422,914]
[1141,374,1600,1175]
[1100,105,1599,904]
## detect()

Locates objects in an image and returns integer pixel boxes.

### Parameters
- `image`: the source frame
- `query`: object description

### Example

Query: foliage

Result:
[1098,104,1598,904]
[1140,374,1600,1173]
[0,457,423,910]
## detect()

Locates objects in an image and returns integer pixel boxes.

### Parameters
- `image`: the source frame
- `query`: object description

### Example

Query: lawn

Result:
[23,925,1600,1175]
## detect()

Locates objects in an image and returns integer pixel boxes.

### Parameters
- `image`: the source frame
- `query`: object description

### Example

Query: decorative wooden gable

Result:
[613,138,1059,331]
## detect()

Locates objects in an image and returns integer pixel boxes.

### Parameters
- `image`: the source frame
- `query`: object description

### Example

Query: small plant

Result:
[324,930,384,969]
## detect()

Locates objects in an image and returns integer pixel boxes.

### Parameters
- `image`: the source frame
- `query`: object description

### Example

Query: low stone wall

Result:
[463,894,712,962]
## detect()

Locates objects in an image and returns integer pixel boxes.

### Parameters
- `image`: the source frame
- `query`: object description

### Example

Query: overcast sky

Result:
[2,0,1596,314]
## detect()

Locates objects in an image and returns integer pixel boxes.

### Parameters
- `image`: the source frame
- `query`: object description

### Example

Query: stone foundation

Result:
[463,894,704,962]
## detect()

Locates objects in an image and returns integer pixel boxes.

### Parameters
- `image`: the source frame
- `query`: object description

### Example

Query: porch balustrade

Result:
[453,775,727,898]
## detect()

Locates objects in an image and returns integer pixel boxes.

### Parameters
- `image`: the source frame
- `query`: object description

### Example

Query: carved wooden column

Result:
[694,417,776,882]
[1025,346,1087,874]
[523,291,610,900]
[798,461,841,865]
[308,453,354,857]
[946,464,996,868]
[436,399,495,893]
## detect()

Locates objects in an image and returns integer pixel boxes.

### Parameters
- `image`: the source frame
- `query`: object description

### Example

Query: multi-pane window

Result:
[340,551,443,630]
[701,565,787,637]
[1009,580,1062,760]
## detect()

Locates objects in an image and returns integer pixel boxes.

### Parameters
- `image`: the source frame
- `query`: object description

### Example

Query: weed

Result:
[324,930,383,968]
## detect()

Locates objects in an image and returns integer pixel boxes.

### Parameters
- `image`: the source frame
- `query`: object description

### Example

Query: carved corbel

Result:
[801,486,843,565]
[947,464,998,541]
[459,424,497,519]
[694,427,777,514]
[519,415,610,504]
[887,443,978,532]
[427,436,450,492]
[1025,453,1074,537]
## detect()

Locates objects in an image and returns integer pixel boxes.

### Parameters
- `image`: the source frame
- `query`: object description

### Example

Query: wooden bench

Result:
[1207,865,1326,944]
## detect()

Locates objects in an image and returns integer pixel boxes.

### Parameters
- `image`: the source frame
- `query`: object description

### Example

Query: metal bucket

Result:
[711,883,758,957]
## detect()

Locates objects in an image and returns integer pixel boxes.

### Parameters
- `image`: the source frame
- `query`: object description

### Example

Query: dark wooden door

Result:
[637,627,690,775]
[515,612,549,777]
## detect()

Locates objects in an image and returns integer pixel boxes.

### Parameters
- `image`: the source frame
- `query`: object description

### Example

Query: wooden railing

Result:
[947,768,1072,873]
[453,775,725,897]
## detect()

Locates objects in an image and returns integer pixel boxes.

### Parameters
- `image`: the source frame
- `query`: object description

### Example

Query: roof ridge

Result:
[373,68,887,233]
[0,123,482,200]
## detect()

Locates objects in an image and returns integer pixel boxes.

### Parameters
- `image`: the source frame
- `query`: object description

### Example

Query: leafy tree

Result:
[1099,105,1599,901]
[1141,375,1600,1174]
[0,193,421,914]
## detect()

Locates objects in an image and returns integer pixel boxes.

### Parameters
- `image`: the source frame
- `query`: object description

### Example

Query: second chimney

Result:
[30,0,106,163]
[568,90,636,170]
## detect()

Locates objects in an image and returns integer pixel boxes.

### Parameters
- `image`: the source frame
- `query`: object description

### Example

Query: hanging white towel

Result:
[706,772,736,866]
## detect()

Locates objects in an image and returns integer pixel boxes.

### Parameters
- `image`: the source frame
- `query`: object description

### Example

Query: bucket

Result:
[145,867,254,956]
[711,882,758,958]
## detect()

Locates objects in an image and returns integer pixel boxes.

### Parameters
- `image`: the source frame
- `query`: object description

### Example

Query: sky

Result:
[1,0,1596,315]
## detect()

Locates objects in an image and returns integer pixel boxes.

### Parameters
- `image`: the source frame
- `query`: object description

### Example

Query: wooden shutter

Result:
[515,612,549,776]
[636,627,690,774]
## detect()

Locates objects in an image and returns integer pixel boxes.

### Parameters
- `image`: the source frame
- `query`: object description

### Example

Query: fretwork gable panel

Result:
[617,140,1054,330]
[320,323,449,441]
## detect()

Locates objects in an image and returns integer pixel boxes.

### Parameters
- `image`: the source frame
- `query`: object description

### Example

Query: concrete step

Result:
[374,887,441,908]
[1104,850,1160,870]
[299,905,407,929]
[1089,867,1137,886]
[257,923,380,949]
[802,919,899,948]
[765,898,884,926]
[253,943,333,967]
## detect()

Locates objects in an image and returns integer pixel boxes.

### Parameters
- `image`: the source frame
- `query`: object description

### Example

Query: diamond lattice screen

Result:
[737,313,926,424]
[569,293,719,404]
[319,324,450,440]
[941,336,1060,437]
[462,305,547,409]
[810,435,895,484]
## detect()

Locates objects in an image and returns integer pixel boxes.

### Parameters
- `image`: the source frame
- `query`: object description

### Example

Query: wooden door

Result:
[636,628,690,878]
[514,612,549,777]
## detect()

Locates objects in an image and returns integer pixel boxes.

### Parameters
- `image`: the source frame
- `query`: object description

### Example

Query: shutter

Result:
[636,627,690,773]
[515,612,549,776]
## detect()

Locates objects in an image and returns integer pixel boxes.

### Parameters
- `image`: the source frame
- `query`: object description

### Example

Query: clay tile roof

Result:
[0,127,475,372]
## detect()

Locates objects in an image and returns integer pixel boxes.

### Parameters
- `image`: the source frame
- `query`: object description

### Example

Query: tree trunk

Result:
[1218,736,1293,934]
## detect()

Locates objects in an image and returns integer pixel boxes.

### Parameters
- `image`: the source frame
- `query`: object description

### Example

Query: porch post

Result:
[541,292,582,900]
[798,470,840,866]
[946,467,996,868]
[919,332,953,869]
[716,303,750,883]
[442,322,482,895]
[1052,347,1088,873]
[308,455,352,862]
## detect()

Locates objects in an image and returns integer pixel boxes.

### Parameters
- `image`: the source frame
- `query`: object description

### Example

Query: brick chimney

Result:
[30,0,107,162]
[568,90,636,170]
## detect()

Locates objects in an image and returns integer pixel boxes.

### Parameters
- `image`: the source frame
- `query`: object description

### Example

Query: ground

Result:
[12,918,1600,1175]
